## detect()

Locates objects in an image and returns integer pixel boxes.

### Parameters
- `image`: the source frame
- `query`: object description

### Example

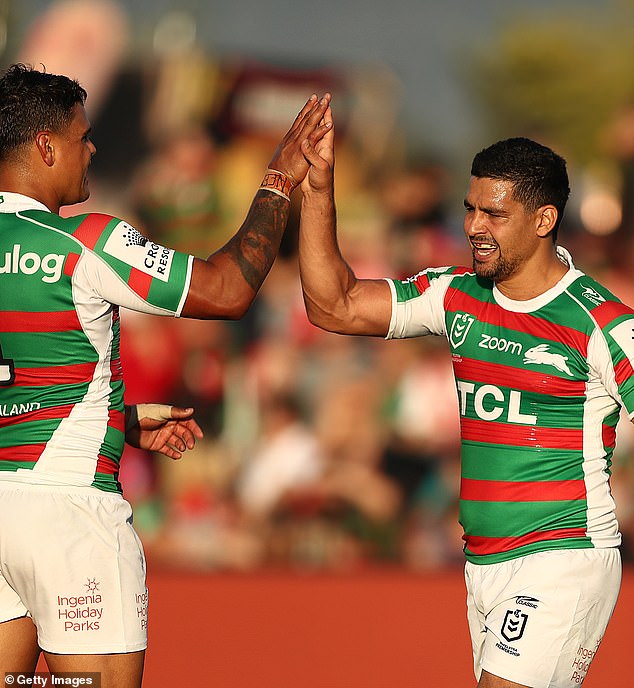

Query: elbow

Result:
[305,300,348,335]
[218,290,255,320]
[222,293,255,320]
[182,284,255,320]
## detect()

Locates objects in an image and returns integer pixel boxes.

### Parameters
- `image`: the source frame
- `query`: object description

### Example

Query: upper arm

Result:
[337,277,393,337]
[180,256,254,320]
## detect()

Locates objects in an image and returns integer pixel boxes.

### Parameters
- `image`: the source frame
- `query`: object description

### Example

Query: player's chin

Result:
[473,259,498,280]
[79,182,91,203]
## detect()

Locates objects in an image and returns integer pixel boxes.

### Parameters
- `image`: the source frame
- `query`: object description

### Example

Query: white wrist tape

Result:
[126,404,173,431]
[137,403,173,421]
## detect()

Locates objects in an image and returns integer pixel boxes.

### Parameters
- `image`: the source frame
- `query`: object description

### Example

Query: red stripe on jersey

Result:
[603,423,617,450]
[96,454,118,475]
[0,404,74,428]
[591,300,634,329]
[460,417,583,450]
[460,477,586,502]
[64,252,80,276]
[464,528,587,556]
[0,443,45,462]
[72,213,113,249]
[412,272,430,293]
[453,357,586,396]
[1,310,81,332]
[110,358,124,382]
[446,290,589,354]
[128,268,152,299]
[14,362,97,386]
[108,408,125,432]
[613,356,634,388]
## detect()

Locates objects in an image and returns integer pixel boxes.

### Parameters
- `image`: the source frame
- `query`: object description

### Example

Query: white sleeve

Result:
[74,249,193,317]
[385,272,452,340]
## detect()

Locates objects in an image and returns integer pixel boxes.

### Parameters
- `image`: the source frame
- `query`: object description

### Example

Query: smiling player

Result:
[298,121,634,687]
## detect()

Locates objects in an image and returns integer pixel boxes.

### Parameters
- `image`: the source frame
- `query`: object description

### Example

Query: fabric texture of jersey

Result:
[385,247,634,564]
[0,192,194,493]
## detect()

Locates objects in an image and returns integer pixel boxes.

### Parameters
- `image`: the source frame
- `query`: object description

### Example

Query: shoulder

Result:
[565,273,634,331]
[391,265,474,300]
[67,213,126,250]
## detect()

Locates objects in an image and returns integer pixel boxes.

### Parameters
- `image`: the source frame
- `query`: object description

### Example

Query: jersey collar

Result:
[0,192,51,213]
[492,246,582,313]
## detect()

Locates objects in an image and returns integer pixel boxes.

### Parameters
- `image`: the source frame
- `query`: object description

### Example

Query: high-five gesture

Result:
[301,102,335,195]
[268,93,333,190]
[183,93,334,320]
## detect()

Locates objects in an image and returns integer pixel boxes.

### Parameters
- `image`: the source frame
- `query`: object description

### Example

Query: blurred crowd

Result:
[7,0,634,572]
[113,91,634,573]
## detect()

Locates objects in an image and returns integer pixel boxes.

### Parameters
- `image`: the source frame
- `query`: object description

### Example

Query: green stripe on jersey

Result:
[99,424,124,462]
[460,499,588,537]
[0,418,63,447]
[4,331,97,366]
[0,382,91,407]
[0,461,36,472]
[92,472,121,493]
[461,444,584,482]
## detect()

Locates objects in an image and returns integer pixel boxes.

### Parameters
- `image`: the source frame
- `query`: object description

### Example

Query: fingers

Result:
[288,93,319,134]
[179,418,204,444]
[304,112,334,155]
[299,94,332,136]
[284,94,332,147]
[301,135,332,169]
[168,405,195,420]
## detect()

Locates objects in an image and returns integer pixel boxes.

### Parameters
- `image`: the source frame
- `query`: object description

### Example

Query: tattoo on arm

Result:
[224,190,290,292]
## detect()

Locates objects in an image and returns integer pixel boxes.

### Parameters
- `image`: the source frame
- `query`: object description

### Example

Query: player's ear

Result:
[35,131,55,166]
[536,205,558,238]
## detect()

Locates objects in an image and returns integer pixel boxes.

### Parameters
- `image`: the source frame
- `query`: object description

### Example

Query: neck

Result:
[494,248,569,301]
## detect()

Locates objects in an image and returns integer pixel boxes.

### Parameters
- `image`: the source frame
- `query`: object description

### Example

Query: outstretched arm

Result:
[125,404,204,460]
[298,106,392,336]
[182,94,332,319]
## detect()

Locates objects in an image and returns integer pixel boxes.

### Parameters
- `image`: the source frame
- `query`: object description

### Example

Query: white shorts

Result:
[0,482,148,654]
[465,548,621,688]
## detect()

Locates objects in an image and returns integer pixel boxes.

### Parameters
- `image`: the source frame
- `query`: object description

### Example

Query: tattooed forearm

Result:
[223,190,290,292]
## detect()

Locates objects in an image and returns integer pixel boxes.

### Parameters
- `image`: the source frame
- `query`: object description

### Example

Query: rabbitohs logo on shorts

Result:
[449,312,475,349]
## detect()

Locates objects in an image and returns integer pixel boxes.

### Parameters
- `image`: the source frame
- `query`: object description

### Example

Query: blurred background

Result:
[5,1,634,685]
[2,0,634,575]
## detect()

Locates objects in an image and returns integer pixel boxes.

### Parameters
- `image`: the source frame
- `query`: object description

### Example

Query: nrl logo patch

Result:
[449,312,475,349]
[501,609,528,643]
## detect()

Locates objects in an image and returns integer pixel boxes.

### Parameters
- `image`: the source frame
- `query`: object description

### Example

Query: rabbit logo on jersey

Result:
[103,221,174,282]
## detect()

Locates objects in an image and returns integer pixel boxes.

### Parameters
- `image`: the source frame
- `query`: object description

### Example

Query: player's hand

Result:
[300,104,334,194]
[125,404,204,460]
[267,93,332,189]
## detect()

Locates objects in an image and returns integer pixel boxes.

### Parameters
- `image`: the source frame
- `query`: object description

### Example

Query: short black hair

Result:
[471,137,570,235]
[0,63,87,161]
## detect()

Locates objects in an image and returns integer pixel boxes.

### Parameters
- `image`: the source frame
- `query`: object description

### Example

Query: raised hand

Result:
[300,103,334,194]
[267,93,332,189]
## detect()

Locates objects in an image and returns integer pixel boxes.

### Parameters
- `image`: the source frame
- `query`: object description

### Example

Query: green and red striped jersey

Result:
[386,248,634,564]
[0,192,193,493]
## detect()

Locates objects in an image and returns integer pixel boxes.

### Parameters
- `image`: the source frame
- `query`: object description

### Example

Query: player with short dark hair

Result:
[298,109,630,687]
[0,63,331,687]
